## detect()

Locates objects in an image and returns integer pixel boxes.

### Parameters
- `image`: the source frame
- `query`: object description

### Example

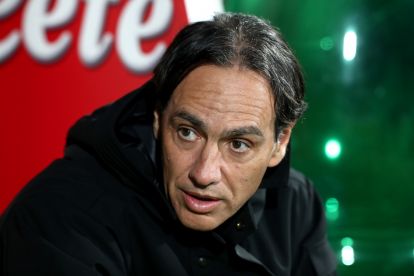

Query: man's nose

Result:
[189,144,222,187]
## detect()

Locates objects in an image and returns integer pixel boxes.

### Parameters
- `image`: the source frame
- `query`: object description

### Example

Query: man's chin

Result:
[178,212,223,232]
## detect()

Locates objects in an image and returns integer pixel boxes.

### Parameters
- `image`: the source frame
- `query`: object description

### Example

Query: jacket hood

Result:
[67,81,161,193]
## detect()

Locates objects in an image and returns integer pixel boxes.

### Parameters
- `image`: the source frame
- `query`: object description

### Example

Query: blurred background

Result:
[225,0,414,275]
[1,0,413,275]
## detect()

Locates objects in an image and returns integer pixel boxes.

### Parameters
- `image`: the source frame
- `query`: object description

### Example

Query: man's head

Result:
[152,13,307,231]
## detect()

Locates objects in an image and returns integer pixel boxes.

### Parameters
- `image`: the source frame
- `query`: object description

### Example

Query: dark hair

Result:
[153,12,307,135]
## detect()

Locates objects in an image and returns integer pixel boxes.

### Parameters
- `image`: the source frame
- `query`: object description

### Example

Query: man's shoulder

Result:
[287,167,310,185]
[285,168,316,199]
[0,147,134,275]
[2,146,136,229]
[273,168,324,236]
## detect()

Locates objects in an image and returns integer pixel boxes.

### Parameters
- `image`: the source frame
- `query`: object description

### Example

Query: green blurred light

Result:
[324,139,342,160]
[325,197,339,221]
[341,237,354,247]
[326,197,339,212]
[341,245,355,266]
[341,237,355,266]
[320,36,334,51]
[343,30,357,61]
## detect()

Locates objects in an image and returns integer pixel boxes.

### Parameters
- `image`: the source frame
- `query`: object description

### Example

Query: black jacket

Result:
[0,82,336,275]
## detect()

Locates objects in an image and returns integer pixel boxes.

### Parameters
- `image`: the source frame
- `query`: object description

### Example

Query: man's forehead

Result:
[165,65,276,130]
[171,65,274,104]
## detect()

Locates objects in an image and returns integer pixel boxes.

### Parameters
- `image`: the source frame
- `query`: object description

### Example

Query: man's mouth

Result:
[182,191,221,214]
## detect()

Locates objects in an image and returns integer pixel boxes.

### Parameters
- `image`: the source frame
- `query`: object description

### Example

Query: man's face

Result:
[154,65,291,231]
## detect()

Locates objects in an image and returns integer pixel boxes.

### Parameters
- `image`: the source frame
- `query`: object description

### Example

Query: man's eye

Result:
[177,127,198,142]
[230,140,250,153]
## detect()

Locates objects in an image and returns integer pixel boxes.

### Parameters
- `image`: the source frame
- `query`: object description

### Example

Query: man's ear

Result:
[268,125,294,167]
[153,110,160,139]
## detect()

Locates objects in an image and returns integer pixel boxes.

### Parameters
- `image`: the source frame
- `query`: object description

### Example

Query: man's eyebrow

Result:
[171,111,207,131]
[171,111,264,138]
[223,126,264,138]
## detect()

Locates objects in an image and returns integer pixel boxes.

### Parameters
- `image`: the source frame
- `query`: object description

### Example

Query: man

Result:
[0,13,336,275]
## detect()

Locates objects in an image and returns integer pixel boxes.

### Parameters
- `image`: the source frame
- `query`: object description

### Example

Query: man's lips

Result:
[182,190,221,214]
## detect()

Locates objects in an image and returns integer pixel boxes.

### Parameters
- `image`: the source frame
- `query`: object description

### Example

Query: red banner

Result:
[0,0,193,212]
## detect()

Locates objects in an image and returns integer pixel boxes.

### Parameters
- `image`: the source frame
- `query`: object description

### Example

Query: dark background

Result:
[226,0,414,274]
